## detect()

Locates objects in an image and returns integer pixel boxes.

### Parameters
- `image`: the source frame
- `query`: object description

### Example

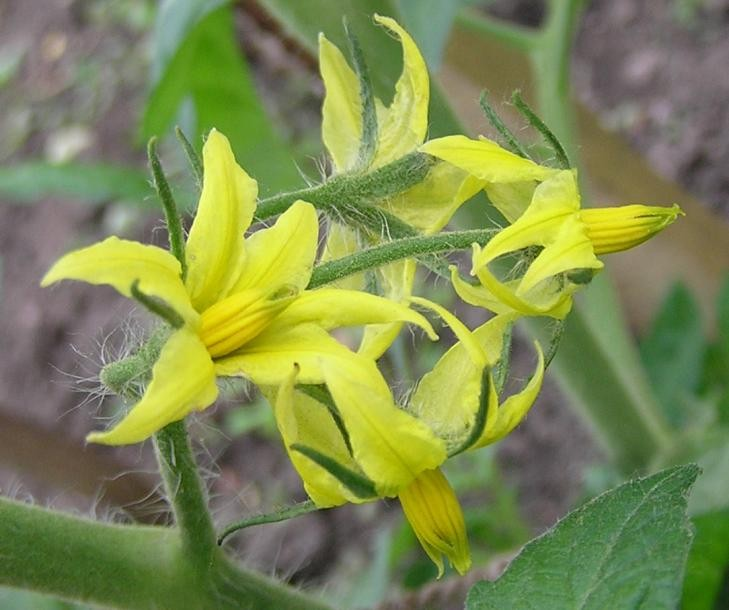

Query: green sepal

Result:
[175,126,203,190]
[479,90,530,160]
[343,18,378,171]
[511,90,570,170]
[130,279,185,329]
[217,500,320,546]
[147,137,187,278]
[290,443,377,499]
[448,369,492,457]
[297,384,354,456]
[566,267,598,285]
[493,321,513,395]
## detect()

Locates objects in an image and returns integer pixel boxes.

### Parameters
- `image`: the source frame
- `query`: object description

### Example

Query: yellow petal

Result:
[320,222,365,290]
[358,259,416,359]
[408,311,514,442]
[228,200,319,294]
[475,264,574,319]
[265,370,362,507]
[483,180,538,224]
[382,162,484,233]
[185,130,257,311]
[214,323,356,386]
[421,135,555,184]
[371,15,429,168]
[450,265,517,316]
[86,329,217,445]
[399,469,471,577]
[269,286,437,339]
[319,33,362,172]
[41,236,198,325]
[473,342,544,448]
[517,217,603,294]
[322,356,447,497]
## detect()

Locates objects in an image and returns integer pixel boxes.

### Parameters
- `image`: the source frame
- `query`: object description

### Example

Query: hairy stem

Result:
[308,228,496,289]
[0,496,333,609]
[153,420,217,570]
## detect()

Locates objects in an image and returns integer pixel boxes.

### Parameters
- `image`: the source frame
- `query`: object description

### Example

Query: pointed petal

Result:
[450,264,516,316]
[322,356,447,497]
[42,236,198,325]
[229,200,319,294]
[474,206,574,268]
[270,287,437,340]
[475,264,574,319]
[483,180,538,223]
[265,370,362,507]
[474,342,544,448]
[87,329,217,445]
[319,33,362,172]
[214,323,355,386]
[358,259,416,359]
[518,217,603,294]
[399,469,471,577]
[185,130,257,311]
[371,15,429,167]
[421,135,555,184]
[382,162,484,233]
[320,222,365,290]
[408,309,514,441]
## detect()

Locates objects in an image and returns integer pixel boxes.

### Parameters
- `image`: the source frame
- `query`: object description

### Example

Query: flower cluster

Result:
[42,15,680,577]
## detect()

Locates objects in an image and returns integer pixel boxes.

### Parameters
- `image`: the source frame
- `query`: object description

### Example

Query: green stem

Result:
[0,496,333,609]
[524,0,673,469]
[255,152,435,220]
[455,8,540,53]
[308,228,495,289]
[153,420,217,570]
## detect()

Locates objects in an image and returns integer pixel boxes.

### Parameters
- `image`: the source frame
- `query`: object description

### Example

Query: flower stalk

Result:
[254,151,436,221]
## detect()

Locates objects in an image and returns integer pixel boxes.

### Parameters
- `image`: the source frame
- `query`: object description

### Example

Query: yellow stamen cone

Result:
[399,468,471,577]
[580,204,683,255]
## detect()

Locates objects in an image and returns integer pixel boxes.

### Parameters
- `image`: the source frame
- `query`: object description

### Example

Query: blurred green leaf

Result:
[395,0,464,71]
[222,398,276,437]
[0,162,152,206]
[466,465,699,610]
[688,439,729,515]
[682,509,729,610]
[713,277,729,353]
[640,282,705,428]
[142,4,299,194]
[0,586,86,610]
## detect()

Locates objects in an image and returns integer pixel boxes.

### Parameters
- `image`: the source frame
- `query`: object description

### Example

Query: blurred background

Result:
[1,1,728,608]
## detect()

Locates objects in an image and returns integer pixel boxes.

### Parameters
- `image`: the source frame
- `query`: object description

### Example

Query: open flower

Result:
[42,130,441,452]
[319,15,482,357]
[423,136,682,318]
[273,301,544,576]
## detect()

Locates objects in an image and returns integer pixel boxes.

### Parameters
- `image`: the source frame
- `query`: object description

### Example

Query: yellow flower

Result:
[273,299,543,575]
[42,130,442,458]
[422,136,682,317]
[319,15,482,358]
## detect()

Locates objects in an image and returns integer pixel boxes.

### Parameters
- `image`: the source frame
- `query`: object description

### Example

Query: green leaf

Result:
[466,465,699,610]
[717,273,729,354]
[640,282,705,428]
[142,5,300,194]
[682,509,729,610]
[395,0,463,71]
[0,162,152,205]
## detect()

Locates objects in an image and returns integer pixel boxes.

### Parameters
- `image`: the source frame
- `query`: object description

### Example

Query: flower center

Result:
[198,286,298,358]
